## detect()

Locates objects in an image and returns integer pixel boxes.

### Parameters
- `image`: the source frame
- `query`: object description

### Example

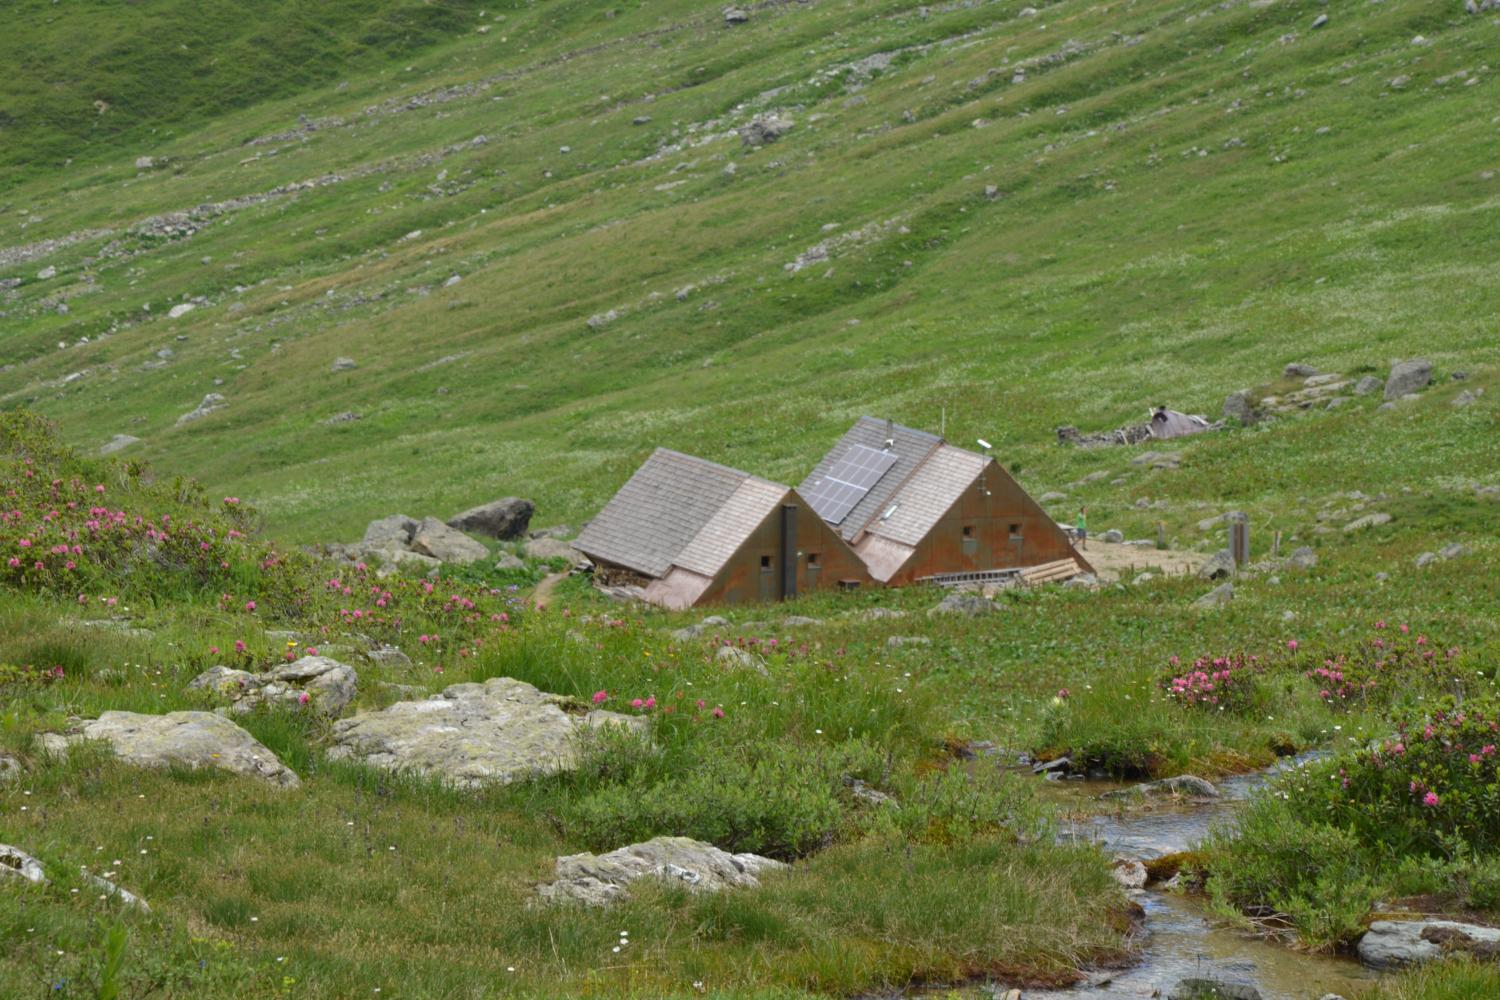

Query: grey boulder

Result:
[100,434,141,455]
[525,536,580,563]
[1343,512,1392,533]
[1353,375,1384,396]
[188,655,358,717]
[176,392,226,424]
[739,114,794,147]
[362,514,418,549]
[327,677,646,788]
[1285,546,1318,570]
[1222,391,1259,426]
[1357,919,1500,969]
[41,711,300,788]
[537,836,784,905]
[1198,549,1236,580]
[1167,980,1262,1000]
[1384,358,1432,400]
[1194,582,1234,609]
[409,517,488,565]
[928,593,998,616]
[1101,774,1220,801]
[447,497,535,540]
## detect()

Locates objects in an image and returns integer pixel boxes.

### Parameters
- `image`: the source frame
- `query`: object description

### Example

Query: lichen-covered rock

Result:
[1100,774,1220,801]
[446,497,535,540]
[327,677,645,787]
[188,656,358,716]
[928,593,998,617]
[42,711,300,788]
[537,836,785,905]
[1384,359,1432,401]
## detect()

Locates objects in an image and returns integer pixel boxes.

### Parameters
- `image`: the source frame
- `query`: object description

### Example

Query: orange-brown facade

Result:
[877,461,1090,586]
[693,492,871,606]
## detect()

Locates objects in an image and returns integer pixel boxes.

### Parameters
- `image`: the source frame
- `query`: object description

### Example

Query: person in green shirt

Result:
[1075,507,1087,550]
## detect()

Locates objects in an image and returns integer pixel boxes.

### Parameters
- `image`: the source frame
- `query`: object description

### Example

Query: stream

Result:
[1019,755,1376,1000]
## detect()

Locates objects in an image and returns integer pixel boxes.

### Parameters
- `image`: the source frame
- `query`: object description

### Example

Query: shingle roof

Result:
[872,445,986,546]
[573,449,786,579]
[798,417,943,542]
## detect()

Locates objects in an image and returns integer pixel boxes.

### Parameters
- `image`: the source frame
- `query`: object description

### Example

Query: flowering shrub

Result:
[1160,653,1265,712]
[0,662,67,689]
[1296,621,1463,710]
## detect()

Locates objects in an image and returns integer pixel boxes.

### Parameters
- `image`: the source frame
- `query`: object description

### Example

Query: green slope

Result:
[0,0,1495,547]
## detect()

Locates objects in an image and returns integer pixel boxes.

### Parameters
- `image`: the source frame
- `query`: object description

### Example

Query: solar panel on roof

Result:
[805,444,898,525]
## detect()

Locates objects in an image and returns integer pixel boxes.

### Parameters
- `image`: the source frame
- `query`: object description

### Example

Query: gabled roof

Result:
[798,417,943,542]
[573,448,788,580]
[872,444,987,546]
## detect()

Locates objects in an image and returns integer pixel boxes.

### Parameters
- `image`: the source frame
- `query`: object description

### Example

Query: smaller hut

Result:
[573,449,871,609]
[800,418,1091,586]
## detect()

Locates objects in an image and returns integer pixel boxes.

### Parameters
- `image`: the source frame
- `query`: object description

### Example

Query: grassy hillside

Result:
[0,0,503,185]
[0,0,1493,549]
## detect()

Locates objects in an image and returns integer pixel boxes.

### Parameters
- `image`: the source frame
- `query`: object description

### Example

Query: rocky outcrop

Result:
[100,434,141,455]
[188,656,358,716]
[327,677,646,787]
[1358,919,1500,969]
[739,114,794,147]
[41,711,300,788]
[176,393,226,424]
[446,497,535,540]
[327,513,488,569]
[537,836,784,905]
[525,536,582,563]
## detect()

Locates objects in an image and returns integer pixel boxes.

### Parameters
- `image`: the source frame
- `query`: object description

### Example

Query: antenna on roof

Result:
[976,438,993,496]
[940,407,946,440]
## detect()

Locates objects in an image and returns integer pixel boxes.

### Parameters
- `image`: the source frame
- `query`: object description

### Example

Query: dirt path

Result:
[531,571,569,608]
[1076,540,1208,583]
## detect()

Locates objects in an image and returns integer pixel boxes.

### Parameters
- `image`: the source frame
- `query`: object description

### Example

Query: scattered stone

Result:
[1342,512,1392,533]
[322,411,361,425]
[1311,13,1329,28]
[84,872,149,910]
[41,711,300,788]
[1358,919,1500,969]
[365,645,413,670]
[723,6,749,24]
[586,309,619,329]
[0,754,20,782]
[1063,573,1098,590]
[409,517,488,565]
[781,615,822,628]
[494,552,525,571]
[0,844,48,885]
[328,677,645,787]
[631,115,652,126]
[188,656,358,717]
[331,356,358,372]
[447,497,535,540]
[1198,549,1236,581]
[1283,363,1319,378]
[1101,529,1125,543]
[1194,582,1234,609]
[715,645,769,676]
[167,303,196,319]
[928,593,998,617]
[739,114,794,147]
[861,607,906,621]
[134,156,159,170]
[37,265,57,280]
[1038,491,1068,503]
[1389,75,1411,89]
[1353,375,1384,396]
[1414,552,1438,569]
[100,434,140,455]
[1101,775,1220,801]
[1112,857,1149,890]
[537,836,784,905]
[844,776,897,807]
[1167,980,1263,1000]
[176,392,226,424]
[1385,359,1432,400]
[525,536,580,563]
[1439,542,1469,560]
[1285,547,1318,570]
[1453,390,1480,408]
[1222,390,1260,426]
[886,635,931,648]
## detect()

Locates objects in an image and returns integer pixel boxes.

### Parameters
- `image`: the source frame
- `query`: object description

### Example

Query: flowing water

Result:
[966,755,1377,999]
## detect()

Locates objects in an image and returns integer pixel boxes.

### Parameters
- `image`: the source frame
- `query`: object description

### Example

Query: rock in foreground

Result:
[537,836,785,905]
[188,655,358,717]
[327,677,646,787]
[0,843,48,885]
[42,711,300,788]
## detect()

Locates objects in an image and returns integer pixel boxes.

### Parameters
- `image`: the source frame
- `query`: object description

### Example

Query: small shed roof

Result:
[573,448,788,580]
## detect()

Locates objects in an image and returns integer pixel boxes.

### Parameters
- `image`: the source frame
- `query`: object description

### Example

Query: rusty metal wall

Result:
[696,495,871,606]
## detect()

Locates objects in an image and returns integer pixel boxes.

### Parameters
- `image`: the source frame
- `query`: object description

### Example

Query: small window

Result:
[807,552,820,567]
[1009,523,1023,537]
[962,525,975,538]
[760,555,772,569]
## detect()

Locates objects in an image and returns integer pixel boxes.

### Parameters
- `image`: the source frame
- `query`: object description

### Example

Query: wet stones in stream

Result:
[1099,775,1221,802]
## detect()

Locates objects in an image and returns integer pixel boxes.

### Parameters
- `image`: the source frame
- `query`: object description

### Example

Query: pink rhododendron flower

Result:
[592,690,608,704]
[1422,791,1440,808]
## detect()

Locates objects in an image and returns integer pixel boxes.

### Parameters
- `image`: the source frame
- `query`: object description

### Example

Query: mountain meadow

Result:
[2,0,1498,997]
